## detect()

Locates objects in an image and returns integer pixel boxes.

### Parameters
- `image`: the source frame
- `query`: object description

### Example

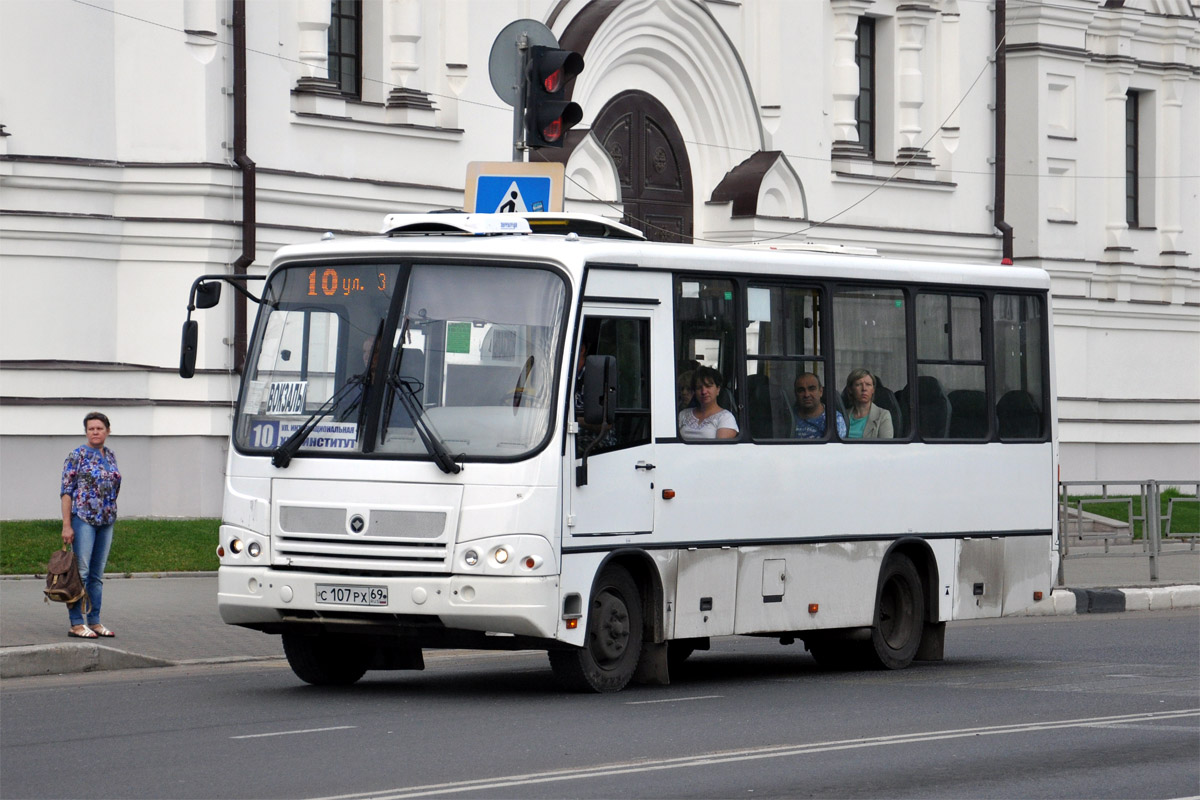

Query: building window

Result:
[1124,91,1139,228]
[328,0,361,98]
[855,17,876,157]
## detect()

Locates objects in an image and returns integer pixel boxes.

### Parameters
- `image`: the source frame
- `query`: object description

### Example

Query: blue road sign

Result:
[474,175,552,213]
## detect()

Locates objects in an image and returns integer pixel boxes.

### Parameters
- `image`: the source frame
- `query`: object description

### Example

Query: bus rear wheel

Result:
[282,632,371,686]
[806,555,925,671]
[865,554,925,669]
[549,566,643,693]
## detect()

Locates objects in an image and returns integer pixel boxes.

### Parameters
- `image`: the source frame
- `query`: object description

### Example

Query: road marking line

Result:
[625,694,723,705]
[305,709,1199,800]
[232,725,356,739]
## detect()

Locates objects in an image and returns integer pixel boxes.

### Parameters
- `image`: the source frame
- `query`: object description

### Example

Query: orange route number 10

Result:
[307,268,389,297]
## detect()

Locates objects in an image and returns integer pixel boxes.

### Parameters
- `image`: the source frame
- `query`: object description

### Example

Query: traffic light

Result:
[524,46,584,148]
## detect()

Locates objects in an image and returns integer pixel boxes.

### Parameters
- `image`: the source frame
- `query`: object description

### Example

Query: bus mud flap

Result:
[633,640,670,685]
[914,621,945,662]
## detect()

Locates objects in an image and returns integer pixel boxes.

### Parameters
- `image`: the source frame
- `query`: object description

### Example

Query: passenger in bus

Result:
[678,366,738,440]
[843,368,894,439]
[793,372,846,439]
[676,369,696,410]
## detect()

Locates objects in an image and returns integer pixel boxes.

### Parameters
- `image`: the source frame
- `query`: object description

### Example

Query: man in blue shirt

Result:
[793,372,847,439]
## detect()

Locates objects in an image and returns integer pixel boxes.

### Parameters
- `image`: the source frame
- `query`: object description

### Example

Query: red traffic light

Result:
[525,46,584,149]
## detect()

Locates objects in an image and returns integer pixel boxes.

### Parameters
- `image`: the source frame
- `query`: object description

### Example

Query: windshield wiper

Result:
[271,374,364,468]
[387,375,462,474]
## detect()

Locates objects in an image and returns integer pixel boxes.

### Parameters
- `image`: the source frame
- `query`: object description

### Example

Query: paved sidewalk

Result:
[1,547,1197,679]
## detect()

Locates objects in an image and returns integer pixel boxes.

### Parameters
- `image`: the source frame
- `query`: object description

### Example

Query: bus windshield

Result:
[234,260,568,463]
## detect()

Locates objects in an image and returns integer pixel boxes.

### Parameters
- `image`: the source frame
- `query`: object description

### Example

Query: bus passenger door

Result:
[568,312,655,539]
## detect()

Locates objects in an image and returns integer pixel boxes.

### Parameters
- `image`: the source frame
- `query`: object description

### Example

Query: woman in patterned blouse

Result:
[60,412,122,639]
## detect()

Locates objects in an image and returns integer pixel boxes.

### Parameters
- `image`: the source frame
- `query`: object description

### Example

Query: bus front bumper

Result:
[218,567,561,639]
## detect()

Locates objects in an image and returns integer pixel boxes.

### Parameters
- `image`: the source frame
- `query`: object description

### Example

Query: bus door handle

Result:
[635,461,656,471]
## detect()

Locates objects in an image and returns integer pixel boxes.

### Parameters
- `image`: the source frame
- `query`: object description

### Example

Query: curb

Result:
[1019,585,1200,616]
[0,643,173,679]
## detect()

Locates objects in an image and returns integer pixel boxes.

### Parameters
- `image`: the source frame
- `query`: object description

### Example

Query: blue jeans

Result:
[68,516,114,626]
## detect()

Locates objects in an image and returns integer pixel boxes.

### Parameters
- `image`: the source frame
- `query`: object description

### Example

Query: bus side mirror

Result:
[179,320,199,378]
[582,354,617,426]
[194,281,222,309]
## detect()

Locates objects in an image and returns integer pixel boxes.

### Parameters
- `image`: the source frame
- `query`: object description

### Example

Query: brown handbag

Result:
[43,545,91,614]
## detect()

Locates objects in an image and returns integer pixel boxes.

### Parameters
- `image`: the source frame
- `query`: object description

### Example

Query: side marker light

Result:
[808,603,819,614]
[565,619,578,630]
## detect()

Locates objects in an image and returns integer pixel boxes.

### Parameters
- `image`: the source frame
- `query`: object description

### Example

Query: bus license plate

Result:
[315,584,388,607]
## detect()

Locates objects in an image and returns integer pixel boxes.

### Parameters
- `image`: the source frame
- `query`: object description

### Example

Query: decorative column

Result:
[1158,70,1186,256]
[936,1,961,164]
[386,0,436,123]
[439,0,469,129]
[830,0,874,160]
[1102,68,1134,252]
[894,3,937,166]
[1091,8,1142,254]
[293,0,339,96]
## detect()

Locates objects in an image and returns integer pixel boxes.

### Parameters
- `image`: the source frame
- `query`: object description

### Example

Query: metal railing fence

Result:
[1057,479,1198,585]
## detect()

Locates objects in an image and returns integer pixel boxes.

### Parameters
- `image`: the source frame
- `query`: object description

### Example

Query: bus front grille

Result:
[275,504,452,572]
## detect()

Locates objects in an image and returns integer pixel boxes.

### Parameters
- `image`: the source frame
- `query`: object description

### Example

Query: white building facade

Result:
[1,0,1196,519]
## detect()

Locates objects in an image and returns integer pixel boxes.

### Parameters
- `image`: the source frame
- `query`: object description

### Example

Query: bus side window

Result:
[674,277,740,437]
[746,284,827,440]
[993,294,1045,439]
[833,287,909,439]
[914,293,986,440]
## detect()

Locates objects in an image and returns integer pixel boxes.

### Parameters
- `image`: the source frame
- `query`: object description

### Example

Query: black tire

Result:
[282,632,371,686]
[549,566,643,693]
[864,554,925,669]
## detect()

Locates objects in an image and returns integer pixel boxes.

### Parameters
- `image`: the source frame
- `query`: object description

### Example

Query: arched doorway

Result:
[590,90,693,243]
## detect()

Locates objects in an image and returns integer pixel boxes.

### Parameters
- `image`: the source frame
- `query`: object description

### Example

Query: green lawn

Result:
[1062,490,1198,539]
[0,518,220,575]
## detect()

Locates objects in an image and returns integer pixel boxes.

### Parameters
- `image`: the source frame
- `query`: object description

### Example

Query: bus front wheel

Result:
[549,566,643,693]
[282,632,371,686]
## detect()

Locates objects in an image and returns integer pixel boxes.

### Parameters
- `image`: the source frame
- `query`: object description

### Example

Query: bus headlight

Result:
[247,541,262,558]
[229,538,244,554]
[493,547,510,565]
[464,550,479,567]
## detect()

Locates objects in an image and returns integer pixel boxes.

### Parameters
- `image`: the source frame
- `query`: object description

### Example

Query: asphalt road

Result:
[2,611,1197,800]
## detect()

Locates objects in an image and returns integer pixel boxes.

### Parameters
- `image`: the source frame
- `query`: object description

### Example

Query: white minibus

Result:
[180,212,1058,692]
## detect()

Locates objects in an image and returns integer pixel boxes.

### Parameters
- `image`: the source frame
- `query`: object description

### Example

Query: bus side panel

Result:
[557,550,609,647]
[953,538,1004,619]
[732,543,886,634]
[1001,535,1056,615]
[674,548,738,638]
[928,538,957,622]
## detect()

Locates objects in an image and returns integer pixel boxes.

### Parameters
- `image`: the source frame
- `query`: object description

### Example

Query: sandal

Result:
[68,627,98,639]
[89,625,116,638]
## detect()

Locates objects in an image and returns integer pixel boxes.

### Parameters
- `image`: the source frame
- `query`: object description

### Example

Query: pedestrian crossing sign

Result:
[465,161,565,214]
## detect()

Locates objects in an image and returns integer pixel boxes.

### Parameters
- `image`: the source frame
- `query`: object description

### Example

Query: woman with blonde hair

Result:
[843,369,893,439]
